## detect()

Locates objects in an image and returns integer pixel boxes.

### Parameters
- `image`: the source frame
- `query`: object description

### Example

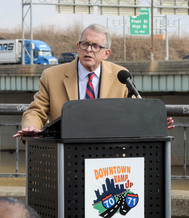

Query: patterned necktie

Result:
[86,72,95,99]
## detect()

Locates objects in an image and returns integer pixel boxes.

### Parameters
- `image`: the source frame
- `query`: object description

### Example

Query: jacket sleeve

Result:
[21,69,50,130]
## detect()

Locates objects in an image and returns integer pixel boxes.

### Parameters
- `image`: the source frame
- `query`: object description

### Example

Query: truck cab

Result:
[24,40,58,65]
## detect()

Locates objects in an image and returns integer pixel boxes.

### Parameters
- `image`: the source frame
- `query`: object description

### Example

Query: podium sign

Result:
[85,158,144,218]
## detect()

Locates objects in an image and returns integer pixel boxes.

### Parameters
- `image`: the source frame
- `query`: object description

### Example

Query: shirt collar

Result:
[78,60,101,80]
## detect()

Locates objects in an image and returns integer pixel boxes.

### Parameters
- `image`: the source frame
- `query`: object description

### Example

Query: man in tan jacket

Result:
[13,23,174,138]
[13,24,131,137]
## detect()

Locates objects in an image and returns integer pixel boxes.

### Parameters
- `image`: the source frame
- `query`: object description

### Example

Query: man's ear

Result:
[76,43,80,52]
[103,49,111,60]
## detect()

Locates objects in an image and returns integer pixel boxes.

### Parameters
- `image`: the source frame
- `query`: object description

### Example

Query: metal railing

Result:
[0,104,189,179]
[0,123,25,178]
[171,123,189,180]
[0,104,29,178]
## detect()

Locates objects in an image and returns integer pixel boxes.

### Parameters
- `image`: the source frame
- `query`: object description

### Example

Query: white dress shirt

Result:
[78,60,101,99]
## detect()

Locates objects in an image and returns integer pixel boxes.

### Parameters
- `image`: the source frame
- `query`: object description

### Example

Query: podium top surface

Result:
[61,98,168,140]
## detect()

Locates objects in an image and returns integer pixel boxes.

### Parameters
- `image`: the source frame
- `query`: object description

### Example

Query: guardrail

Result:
[0,104,29,115]
[0,104,189,116]
[0,104,189,180]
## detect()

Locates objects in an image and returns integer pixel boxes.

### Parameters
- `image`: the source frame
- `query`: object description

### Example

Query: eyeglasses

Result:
[79,41,107,53]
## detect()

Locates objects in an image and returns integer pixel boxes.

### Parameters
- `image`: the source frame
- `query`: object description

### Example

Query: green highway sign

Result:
[130,8,150,35]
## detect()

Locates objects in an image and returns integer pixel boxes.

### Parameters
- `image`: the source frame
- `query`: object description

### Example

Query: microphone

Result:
[117,70,142,99]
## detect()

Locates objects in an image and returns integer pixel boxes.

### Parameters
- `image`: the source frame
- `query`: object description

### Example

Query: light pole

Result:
[150,0,154,61]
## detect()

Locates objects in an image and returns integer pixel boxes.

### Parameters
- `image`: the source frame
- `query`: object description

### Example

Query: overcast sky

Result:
[0,0,108,31]
[0,0,189,36]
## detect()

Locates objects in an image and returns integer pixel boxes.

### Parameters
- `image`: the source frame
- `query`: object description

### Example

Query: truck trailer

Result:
[0,39,58,65]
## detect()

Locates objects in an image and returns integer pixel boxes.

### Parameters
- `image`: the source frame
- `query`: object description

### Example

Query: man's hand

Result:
[167,117,175,130]
[13,126,41,138]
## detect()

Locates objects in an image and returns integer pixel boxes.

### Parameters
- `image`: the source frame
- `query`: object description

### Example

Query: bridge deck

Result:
[0,60,189,92]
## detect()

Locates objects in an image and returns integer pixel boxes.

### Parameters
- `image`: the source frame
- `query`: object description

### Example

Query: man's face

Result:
[77,28,111,72]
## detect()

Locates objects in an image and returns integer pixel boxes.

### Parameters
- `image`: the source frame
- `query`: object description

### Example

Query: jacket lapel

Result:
[99,61,115,98]
[64,59,79,100]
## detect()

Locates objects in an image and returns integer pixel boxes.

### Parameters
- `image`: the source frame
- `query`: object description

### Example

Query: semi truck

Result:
[0,39,58,65]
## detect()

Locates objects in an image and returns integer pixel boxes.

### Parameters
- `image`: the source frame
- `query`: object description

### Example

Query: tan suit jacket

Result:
[22,58,129,130]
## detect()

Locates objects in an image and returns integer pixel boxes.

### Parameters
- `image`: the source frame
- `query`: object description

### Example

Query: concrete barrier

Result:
[1,60,189,76]
[116,60,189,75]
[172,190,189,217]
[0,187,25,202]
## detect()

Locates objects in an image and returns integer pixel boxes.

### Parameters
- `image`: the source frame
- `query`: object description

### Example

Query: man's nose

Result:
[86,45,93,52]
